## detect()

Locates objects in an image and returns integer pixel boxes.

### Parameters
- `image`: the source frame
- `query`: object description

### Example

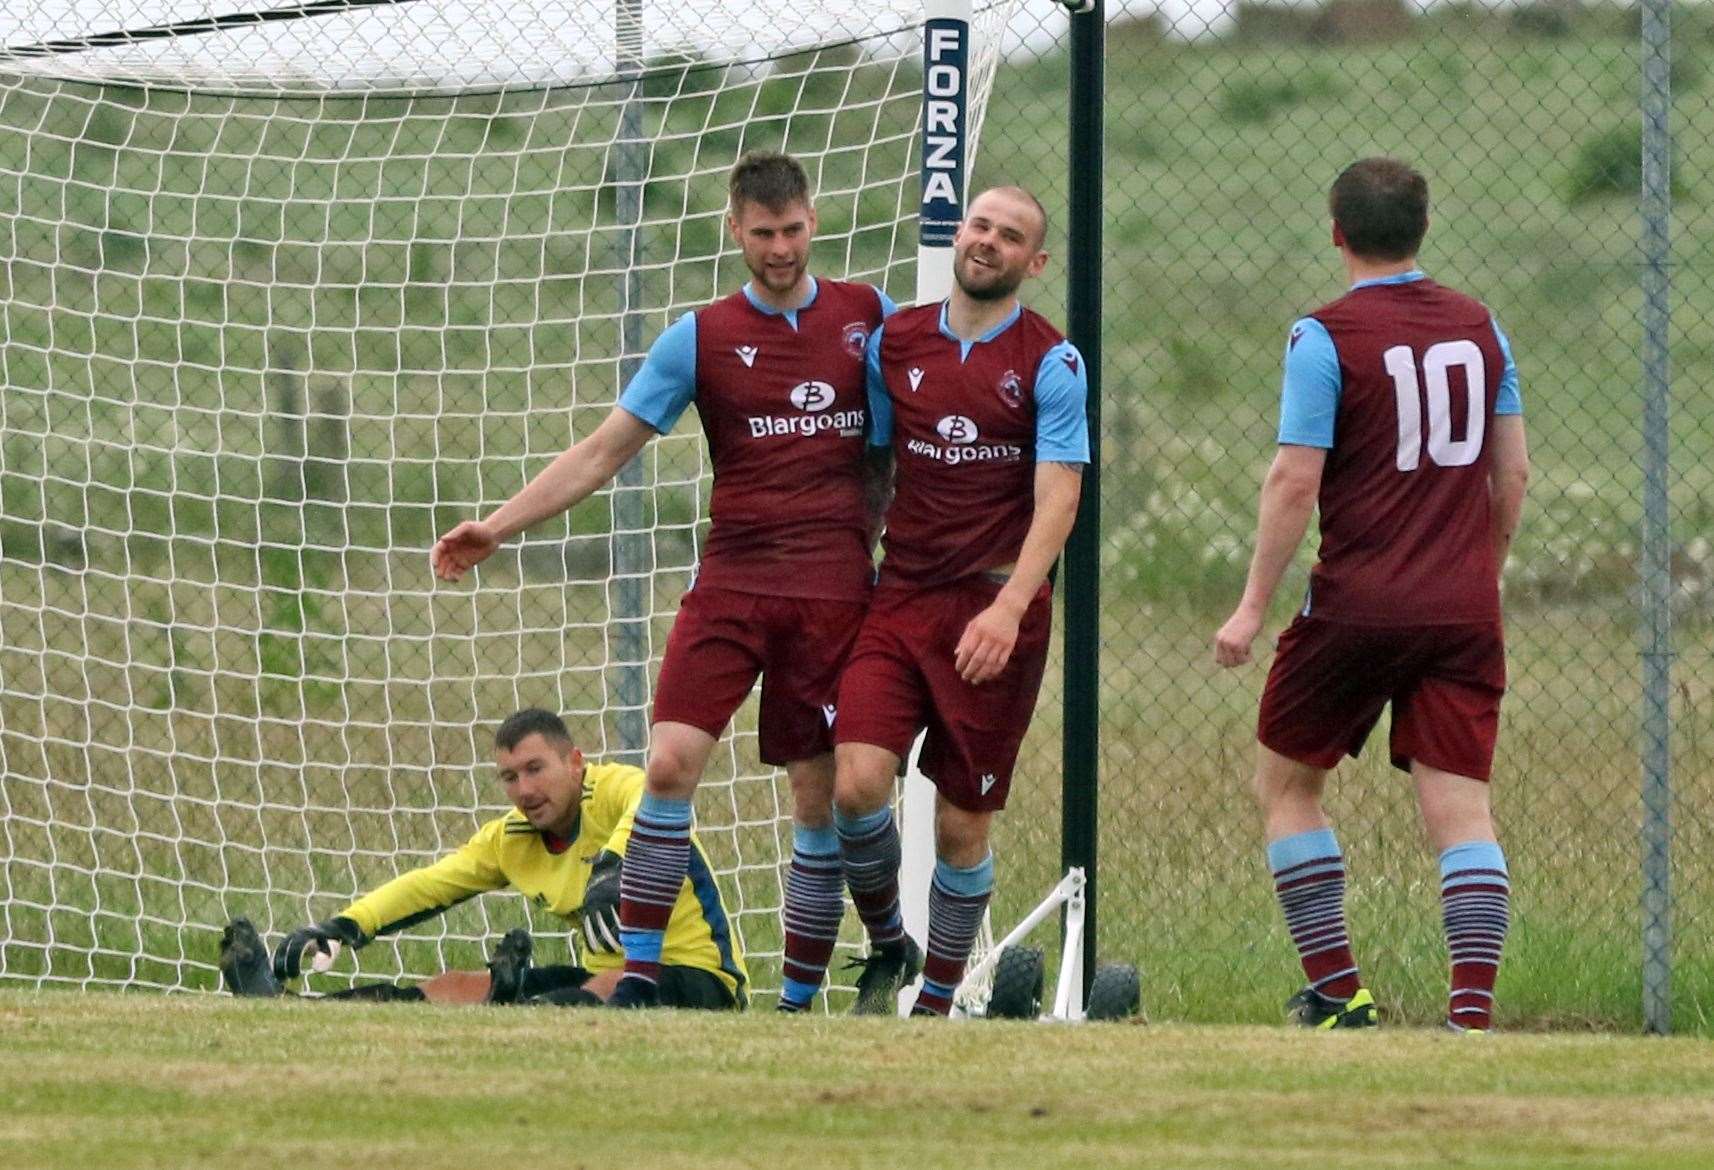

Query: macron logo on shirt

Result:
[1061,353,1078,374]
[1289,326,1303,351]
[736,345,758,367]
[907,367,925,392]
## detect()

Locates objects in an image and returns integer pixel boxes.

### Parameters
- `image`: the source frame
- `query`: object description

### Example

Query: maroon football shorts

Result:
[652,585,867,766]
[1257,616,1507,781]
[834,577,1053,812]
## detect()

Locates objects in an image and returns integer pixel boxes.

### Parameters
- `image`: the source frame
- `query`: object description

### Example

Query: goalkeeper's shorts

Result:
[656,964,741,1011]
[653,584,866,766]
[526,964,737,1010]
[835,576,1053,812]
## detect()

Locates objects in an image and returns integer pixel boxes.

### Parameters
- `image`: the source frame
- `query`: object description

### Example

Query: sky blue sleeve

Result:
[1277,317,1340,448]
[1492,318,1522,416]
[615,312,697,433]
[865,325,893,448]
[1034,340,1091,463]
[876,289,900,318]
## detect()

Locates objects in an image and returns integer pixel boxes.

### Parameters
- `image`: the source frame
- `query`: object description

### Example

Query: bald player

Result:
[830,186,1089,1016]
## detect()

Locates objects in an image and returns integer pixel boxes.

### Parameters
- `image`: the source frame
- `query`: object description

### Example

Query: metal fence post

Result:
[1638,0,1675,1037]
[1063,0,1103,993]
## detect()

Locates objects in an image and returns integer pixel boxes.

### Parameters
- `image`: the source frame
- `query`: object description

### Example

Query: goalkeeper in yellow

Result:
[218,708,746,1009]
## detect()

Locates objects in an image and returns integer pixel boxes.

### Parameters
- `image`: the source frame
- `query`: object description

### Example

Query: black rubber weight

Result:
[1086,963,1142,1021]
[986,945,1046,1020]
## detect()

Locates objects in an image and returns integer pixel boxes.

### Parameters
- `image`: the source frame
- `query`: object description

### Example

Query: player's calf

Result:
[912,855,994,1017]
[1440,841,1510,1031]
[778,823,844,1012]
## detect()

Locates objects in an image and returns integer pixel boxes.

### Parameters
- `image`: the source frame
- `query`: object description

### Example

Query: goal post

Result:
[0,0,1027,1000]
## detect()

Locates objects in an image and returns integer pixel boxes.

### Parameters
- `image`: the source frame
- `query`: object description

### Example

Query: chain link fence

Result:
[1,0,1708,1029]
[978,0,1713,1030]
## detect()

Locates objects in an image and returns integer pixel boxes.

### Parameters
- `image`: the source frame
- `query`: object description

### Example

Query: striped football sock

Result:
[1441,840,1510,1031]
[1268,828,1361,1002]
[618,793,692,985]
[834,805,905,949]
[778,823,845,1011]
[913,854,994,1017]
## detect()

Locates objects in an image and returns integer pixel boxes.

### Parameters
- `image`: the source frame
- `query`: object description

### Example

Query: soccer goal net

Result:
[0,0,1022,1000]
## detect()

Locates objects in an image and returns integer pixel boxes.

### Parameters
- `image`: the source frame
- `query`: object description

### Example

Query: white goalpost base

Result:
[953,867,1086,1020]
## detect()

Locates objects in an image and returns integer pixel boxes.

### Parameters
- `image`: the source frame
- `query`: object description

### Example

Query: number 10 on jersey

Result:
[1383,340,1485,472]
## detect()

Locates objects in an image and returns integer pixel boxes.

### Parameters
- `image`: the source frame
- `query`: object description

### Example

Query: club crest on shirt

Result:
[842,321,868,359]
[997,368,1024,409]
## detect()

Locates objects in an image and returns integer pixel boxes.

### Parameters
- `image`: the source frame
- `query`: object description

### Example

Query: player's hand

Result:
[431,520,501,582]
[272,917,364,981]
[1214,606,1265,668]
[581,850,623,954]
[955,598,1023,685]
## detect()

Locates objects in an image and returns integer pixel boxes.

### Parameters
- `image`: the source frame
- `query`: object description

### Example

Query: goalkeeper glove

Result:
[581,850,623,954]
[272,916,365,981]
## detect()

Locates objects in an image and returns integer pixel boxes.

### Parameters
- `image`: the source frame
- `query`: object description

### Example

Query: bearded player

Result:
[1215,158,1531,1032]
[432,153,894,1010]
[830,186,1089,1015]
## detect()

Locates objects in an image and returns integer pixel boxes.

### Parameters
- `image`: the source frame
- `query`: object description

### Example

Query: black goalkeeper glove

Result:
[272,915,366,981]
[581,850,623,954]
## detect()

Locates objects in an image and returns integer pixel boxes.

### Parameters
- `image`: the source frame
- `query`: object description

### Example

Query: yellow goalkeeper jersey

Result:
[337,761,747,1000]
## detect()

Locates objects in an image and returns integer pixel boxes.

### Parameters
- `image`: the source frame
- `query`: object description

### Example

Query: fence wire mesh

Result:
[1,0,1709,1030]
[981,0,1713,1030]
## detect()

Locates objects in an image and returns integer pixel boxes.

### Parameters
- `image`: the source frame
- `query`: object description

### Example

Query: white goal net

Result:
[0,0,1020,1000]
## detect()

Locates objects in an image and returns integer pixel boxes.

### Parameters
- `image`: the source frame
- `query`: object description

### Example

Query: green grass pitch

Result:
[6,991,1714,1170]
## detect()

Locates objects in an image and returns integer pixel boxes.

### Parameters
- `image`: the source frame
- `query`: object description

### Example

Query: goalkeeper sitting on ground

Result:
[219,707,747,1009]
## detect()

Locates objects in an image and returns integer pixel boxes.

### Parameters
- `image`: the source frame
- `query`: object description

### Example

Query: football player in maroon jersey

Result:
[433,153,894,1010]
[830,186,1090,1015]
[1216,158,1531,1031]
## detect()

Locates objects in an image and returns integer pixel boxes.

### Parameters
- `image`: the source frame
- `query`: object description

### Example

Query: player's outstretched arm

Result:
[1215,444,1326,668]
[955,461,1083,685]
[1487,415,1530,572]
[430,407,655,581]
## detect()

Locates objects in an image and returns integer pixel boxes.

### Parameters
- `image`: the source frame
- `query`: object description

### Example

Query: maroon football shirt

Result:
[875,303,1066,590]
[691,279,886,601]
[1306,278,1507,625]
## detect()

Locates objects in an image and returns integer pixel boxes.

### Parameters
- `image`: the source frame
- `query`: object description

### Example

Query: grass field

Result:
[6,991,1714,1170]
[3,4,1713,1032]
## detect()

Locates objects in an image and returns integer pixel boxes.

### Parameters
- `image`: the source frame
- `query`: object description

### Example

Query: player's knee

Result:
[786,757,836,825]
[644,748,700,798]
[832,751,892,817]
[933,806,991,865]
